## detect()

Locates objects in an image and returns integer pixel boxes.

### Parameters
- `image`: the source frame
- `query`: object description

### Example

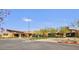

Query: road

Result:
[0,39,79,50]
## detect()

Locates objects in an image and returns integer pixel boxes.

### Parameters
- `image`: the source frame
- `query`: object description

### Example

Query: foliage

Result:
[48,28,57,33]
[59,27,70,33]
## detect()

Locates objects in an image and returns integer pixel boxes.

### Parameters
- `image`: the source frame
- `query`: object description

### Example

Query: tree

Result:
[76,20,79,27]
[60,27,70,33]
[0,9,10,34]
[33,29,48,38]
[39,29,48,37]
[48,28,57,33]
[59,27,70,37]
[47,28,57,37]
[71,19,79,28]
[34,28,57,37]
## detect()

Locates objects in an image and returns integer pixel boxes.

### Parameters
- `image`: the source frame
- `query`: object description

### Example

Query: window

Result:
[3,33,8,36]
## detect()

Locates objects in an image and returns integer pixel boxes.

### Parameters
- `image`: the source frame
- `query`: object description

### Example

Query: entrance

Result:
[66,33,75,37]
[21,34,26,37]
[14,34,19,37]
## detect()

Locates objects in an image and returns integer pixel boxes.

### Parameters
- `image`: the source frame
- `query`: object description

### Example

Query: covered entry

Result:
[14,34,19,37]
[13,33,28,38]
[66,32,76,37]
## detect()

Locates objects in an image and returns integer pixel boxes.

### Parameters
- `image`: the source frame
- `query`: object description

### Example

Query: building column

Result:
[19,34,21,38]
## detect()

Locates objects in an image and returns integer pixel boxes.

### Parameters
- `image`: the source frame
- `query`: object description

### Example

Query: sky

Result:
[1,9,79,31]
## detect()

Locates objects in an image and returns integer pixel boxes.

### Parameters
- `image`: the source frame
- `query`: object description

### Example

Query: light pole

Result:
[23,18,32,38]
[27,21,30,33]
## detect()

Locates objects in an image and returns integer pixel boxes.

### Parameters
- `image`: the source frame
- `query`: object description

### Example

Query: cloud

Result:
[23,18,32,22]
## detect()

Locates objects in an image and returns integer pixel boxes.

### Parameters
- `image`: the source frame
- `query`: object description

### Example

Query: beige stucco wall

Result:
[1,33,14,38]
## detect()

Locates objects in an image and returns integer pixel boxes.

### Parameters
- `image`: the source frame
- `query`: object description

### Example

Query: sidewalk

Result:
[35,38,79,45]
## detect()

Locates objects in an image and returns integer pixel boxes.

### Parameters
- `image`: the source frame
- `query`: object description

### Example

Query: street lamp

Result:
[23,18,32,38]
[24,18,32,32]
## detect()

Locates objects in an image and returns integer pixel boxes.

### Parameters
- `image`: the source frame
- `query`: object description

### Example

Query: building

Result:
[0,29,33,38]
[0,27,79,38]
[66,29,79,37]
[48,27,79,38]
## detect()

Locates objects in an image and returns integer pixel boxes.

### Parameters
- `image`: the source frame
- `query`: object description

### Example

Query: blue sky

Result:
[2,9,79,31]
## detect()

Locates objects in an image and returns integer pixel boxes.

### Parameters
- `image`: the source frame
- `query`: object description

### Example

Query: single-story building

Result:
[0,29,33,38]
[0,28,79,38]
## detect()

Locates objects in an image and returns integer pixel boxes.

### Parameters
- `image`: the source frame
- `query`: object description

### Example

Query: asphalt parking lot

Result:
[0,38,79,50]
